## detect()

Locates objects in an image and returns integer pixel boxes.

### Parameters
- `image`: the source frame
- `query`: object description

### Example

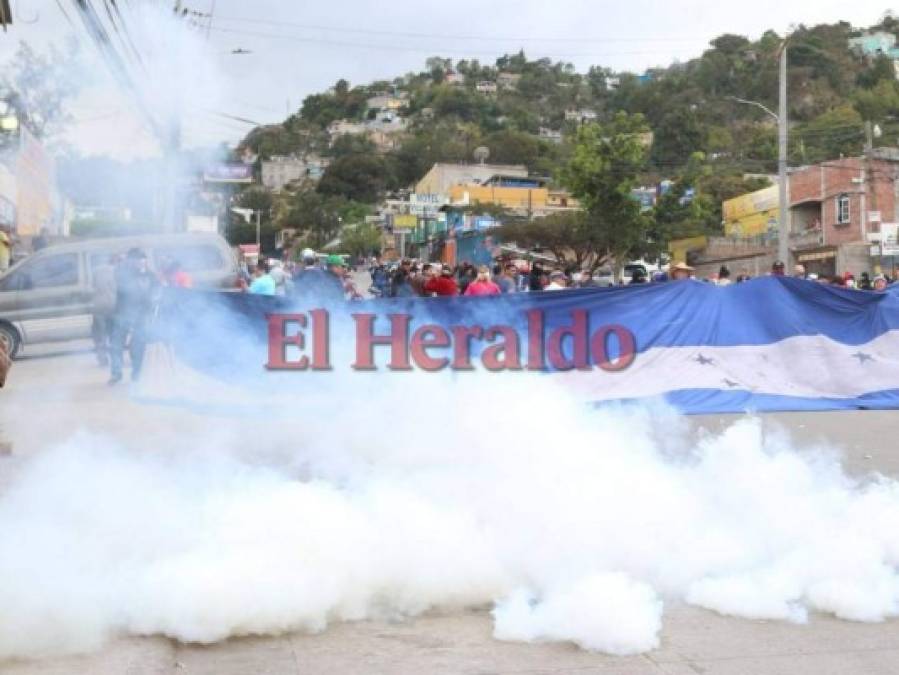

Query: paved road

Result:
[2,343,899,674]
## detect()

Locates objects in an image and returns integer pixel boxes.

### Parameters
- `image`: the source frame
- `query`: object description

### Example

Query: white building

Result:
[476,81,498,94]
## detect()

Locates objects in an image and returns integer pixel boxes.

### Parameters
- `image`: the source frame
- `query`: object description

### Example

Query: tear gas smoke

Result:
[2,370,899,660]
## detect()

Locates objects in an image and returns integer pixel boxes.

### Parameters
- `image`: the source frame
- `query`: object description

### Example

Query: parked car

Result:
[592,261,664,286]
[0,233,238,357]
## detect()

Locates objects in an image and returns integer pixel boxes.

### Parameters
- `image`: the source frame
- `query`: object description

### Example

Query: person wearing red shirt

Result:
[464,265,501,296]
[424,265,459,296]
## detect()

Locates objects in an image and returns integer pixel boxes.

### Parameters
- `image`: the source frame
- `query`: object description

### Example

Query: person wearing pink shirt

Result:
[464,265,501,296]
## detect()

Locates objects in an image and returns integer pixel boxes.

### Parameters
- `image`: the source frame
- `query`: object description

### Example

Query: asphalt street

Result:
[1,340,898,675]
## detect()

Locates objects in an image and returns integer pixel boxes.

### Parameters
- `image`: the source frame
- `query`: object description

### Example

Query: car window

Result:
[20,253,79,290]
[154,245,224,273]
[89,252,118,270]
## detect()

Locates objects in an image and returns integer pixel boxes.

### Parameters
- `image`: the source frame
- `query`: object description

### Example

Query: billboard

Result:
[203,163,253,184]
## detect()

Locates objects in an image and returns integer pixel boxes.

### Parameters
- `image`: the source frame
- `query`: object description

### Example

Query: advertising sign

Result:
[881,223,899,256]
[203,164,253,184]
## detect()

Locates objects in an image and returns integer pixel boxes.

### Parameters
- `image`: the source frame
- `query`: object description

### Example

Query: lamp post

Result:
[727,39,790,265]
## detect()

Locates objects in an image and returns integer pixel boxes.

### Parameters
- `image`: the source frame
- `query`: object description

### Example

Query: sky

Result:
[0,0,889,159]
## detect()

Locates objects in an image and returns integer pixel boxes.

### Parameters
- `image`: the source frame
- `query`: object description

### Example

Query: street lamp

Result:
[727,39,790,265]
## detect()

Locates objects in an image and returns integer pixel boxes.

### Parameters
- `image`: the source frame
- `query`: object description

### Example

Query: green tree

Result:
[496,211,599,269]
[562,113,652,272]
[280,190,343,249]
[317,154,393,203]
[340,223,382,257]
[1,39,82,141]
[795,105,865,164]
[652,107,705,167]
[651,153,717,247]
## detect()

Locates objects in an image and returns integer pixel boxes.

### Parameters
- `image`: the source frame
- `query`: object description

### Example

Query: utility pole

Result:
[777,41,790,265]
[255,209,261,250]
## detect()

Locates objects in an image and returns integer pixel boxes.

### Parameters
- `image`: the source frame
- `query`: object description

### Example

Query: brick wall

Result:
[790,159,899,247]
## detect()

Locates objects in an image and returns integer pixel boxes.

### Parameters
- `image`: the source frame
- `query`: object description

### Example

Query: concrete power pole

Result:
[777,42,790,265]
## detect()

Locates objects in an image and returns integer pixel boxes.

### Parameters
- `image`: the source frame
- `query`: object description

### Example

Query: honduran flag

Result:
[154,277,899,415]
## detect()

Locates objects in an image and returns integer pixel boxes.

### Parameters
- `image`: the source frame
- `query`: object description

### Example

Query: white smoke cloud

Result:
[1,368,899,661]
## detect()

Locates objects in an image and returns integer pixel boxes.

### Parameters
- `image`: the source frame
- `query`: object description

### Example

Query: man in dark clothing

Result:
[109,248,158,385]
[529,262,545,292]
[293,252,346,305]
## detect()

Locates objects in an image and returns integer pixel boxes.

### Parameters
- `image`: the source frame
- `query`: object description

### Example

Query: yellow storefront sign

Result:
[722,185,779,237]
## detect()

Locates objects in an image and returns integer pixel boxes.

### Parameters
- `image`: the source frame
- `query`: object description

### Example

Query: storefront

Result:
[795,246,837,278]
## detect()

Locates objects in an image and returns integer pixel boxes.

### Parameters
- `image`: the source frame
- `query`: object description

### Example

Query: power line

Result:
[212,15,706,45]
[207,26,700,60]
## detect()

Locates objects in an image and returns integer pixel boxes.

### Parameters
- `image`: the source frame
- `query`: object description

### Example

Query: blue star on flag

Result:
[694,354,715,366]
[852,352,874,364]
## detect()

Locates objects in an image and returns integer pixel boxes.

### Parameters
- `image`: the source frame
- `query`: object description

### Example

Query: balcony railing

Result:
[789,229,824,249]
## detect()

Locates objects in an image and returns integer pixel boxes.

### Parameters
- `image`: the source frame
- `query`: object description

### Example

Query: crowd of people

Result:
[363,256,899,298]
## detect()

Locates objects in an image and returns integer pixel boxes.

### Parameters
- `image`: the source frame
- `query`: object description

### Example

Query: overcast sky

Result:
[0,0,888,159]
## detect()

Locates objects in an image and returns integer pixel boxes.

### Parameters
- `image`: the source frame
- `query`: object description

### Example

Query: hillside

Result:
[231,14,899,250]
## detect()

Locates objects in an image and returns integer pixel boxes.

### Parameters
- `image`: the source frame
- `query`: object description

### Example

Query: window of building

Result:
[836,194,851,224]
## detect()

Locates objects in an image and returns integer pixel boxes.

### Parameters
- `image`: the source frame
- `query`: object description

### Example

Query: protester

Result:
[424,265,459,296]
[545,270,567,291]
[91,254,119,367]
[771,260,786,276]
[249,261,276,296]
[164,259,193,288]
[457,262,477,295]
[390,260,415,297]
[670,262,695,281]
[294,250,345,303]
[0,225,10,273]
[873,275,888,291]
[528,262,545,291]
[793,264,806,279]
[858,272,873,291]
[269,259,288,296]
[370,262,390,297]
[717,265,732,286]
[495,263,519,293]
[464,265,502,296]
[109,248,158,385]
[411,263,432,296]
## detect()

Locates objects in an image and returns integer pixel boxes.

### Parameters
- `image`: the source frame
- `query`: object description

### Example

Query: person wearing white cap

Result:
[545,270,568,291]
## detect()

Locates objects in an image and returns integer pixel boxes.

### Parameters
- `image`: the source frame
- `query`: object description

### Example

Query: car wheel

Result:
[0,323,20,359]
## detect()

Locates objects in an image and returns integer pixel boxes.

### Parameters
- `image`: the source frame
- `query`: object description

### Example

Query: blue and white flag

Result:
[157,277,899,415]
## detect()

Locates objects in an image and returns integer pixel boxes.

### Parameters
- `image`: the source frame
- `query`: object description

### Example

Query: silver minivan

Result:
[0,233,238,357]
